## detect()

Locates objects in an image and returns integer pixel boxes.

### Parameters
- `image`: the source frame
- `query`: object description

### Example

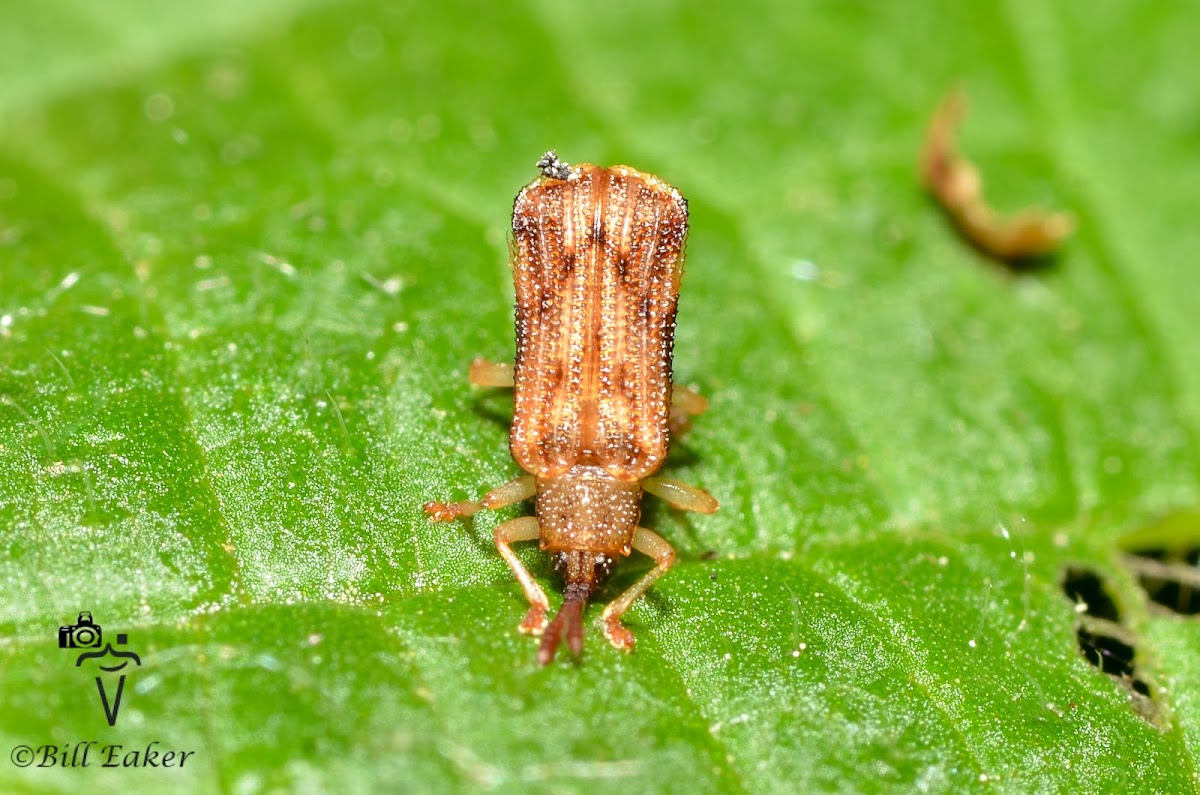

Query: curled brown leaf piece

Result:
[920,89,1075,263]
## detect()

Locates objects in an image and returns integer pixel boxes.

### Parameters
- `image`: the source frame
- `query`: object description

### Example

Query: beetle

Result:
[424,152,717,665]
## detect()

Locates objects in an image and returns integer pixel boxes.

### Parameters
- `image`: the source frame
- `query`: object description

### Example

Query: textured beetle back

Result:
[509,164,688,481]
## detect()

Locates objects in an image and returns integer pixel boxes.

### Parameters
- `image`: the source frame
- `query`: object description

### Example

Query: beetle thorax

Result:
[535,465,642,557]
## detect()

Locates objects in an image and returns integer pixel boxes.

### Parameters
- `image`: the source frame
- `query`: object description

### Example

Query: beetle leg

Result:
[469,358,515,388]
[423,474,535,521]
[601,526,675,651]
[494,516,550,635]
[642,477,719,514]
[669,384,708,435]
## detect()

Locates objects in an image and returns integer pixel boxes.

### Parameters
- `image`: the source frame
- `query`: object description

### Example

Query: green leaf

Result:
[2,1,1199,792]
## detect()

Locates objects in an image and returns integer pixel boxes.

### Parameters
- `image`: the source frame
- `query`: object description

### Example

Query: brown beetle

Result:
[424,152,717,665]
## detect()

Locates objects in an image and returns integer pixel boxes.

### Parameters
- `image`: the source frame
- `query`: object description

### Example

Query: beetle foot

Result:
[519,606,548,636]
[602,618,636,651]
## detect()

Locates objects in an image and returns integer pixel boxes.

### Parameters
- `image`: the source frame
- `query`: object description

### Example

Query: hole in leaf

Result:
[1075,625,1152,701]
[1119,508,1200,616]
[1129,564,1200,615]
[1122,550,1200,616]
[1060,566,1156,719]
[1061,566,1121,622]
[1075,625,1135,679]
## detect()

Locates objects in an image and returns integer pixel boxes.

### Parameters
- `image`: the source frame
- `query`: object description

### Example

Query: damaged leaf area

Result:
[1123,510,1200,617]
[1,2,1199,794]
[1061,566,1155,721]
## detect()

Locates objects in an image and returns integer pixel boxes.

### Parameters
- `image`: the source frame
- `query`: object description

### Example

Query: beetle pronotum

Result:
[424,151,718,665]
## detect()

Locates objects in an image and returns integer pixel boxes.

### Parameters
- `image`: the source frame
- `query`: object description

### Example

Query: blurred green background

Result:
[1,1,1199,793]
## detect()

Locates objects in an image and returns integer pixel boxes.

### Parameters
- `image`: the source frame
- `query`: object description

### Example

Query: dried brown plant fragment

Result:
[920,89,1074,263]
